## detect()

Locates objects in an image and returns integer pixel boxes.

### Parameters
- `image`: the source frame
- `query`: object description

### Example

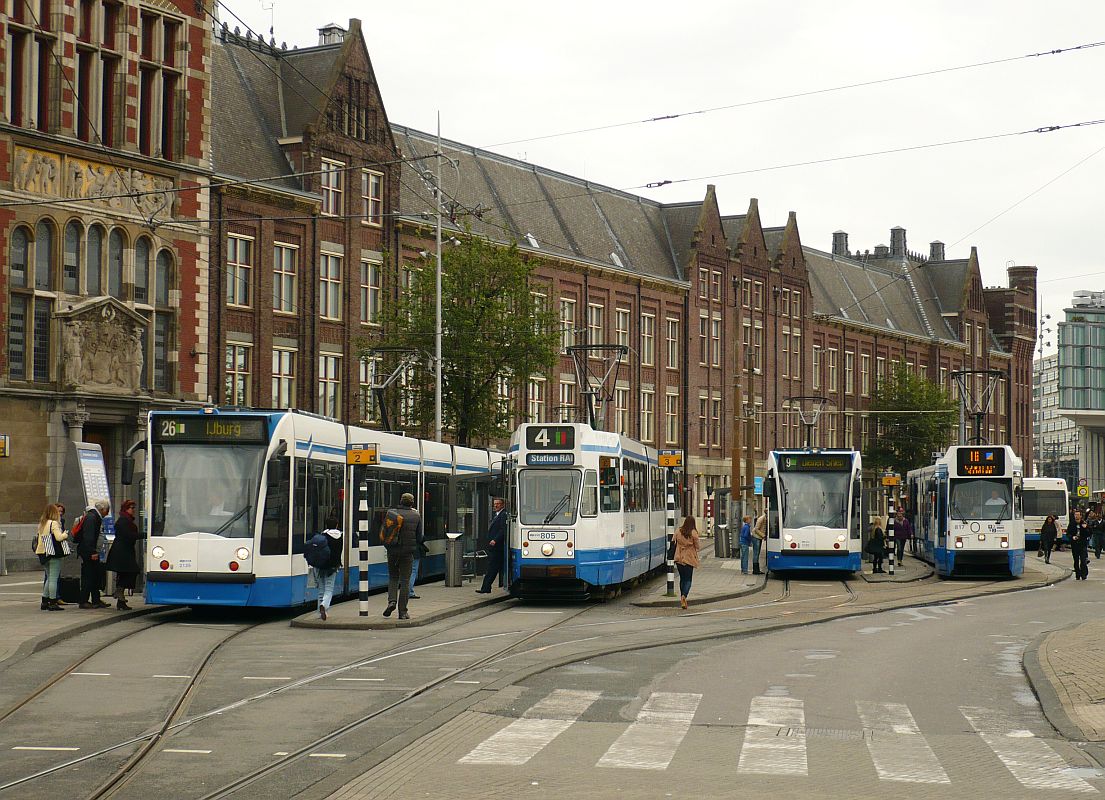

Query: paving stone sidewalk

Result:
[632,544,765,608]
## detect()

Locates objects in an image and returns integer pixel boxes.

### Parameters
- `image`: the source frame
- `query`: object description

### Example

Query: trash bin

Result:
[715,524,732,558]
[445,532,464,587]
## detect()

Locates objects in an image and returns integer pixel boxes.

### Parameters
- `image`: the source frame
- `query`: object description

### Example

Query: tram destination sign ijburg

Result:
[153,415,268,444]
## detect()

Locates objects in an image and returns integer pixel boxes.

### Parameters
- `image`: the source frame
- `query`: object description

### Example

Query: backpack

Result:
[303,532,331,569]
[380,508,404,547]
[70,513,87,544]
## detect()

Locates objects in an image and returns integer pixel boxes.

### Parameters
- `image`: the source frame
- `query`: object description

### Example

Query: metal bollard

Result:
[445,533,463,587]
[0,531,7,576]
[714,525,731,558]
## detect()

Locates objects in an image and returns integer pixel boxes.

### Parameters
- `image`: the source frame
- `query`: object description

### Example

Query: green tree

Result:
[865,361,958,476]
[364,233,559,446]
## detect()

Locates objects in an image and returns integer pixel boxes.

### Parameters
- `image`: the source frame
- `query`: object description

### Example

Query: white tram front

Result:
[906,444,1025,577]
[762,449,864,574]
[506,423,667,598]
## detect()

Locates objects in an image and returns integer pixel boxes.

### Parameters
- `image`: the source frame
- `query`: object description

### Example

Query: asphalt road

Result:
[0,552,1098,800]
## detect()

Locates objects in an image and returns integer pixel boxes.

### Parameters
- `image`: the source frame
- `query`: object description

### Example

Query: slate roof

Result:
[916,259,969,315]
[391,125,683,283]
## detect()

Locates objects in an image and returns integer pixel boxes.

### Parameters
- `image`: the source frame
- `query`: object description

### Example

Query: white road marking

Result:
[153,675,192,679]
[12,746,80,752]
[242,676,292,681]
[857,627,890,634]
[0,592,41,596]
[597,692,702,770]
[163,748,211,754]
[0,581,48,587]
[961,707,1096,792]
[336,677,386,682]
[784,674,815,678]
[309,753,346,758]
[738,696,806,775]
[70,672,110,677]
[857,702,950,784]
[512,610,564,614]
[455,680,481,684]
[459,689,601,765]
[273,752,290,756]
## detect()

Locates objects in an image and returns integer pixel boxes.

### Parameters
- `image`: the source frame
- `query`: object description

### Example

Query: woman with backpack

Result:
[35,503,68,611]
[305,516,343,620]
[106,500,143,610]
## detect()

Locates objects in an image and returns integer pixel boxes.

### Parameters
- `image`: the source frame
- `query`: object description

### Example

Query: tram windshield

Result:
[778,471,850,529]
[949,478,1012,521]
[151,444,266,538]
[1023,489,1067,518]
[518,469,581,526]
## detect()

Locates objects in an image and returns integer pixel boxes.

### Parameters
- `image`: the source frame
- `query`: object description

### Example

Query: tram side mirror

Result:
[267,458,287,490]
[121,456,135,486]
[763,473,776,501]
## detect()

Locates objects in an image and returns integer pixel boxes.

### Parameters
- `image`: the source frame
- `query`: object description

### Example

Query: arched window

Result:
[108,228,124,298]
[134,237,151,303]
[34,220,54,290]
[87,225,104,295]
[9,227,29,288]
[64,221,82,294]
[155,249,172,305]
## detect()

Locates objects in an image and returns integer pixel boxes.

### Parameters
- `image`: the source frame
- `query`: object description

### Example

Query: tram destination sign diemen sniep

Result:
[956,446,1006,476]
[779,454,852,471]
[153,416,268,444]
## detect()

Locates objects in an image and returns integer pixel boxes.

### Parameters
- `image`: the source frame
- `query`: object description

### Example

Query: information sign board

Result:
[0,434,9,458]
[153,415,267,444]
[955,447,1005,476]
[658,450,683,468]
[1077,486,1090,498]
[347,444,379,465]
[525,425,575,451]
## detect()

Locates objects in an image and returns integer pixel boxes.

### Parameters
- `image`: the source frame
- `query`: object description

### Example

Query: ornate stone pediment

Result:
[55,298,148,394]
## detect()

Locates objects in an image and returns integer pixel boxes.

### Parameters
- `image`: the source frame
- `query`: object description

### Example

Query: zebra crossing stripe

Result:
[856,701,950,784]
[960,706,1096,793]
[596,692,702,770]
[458,689,600,766]
[738,696,807,776]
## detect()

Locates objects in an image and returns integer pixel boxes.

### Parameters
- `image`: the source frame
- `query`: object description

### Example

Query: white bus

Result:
[1022,477,1069,548]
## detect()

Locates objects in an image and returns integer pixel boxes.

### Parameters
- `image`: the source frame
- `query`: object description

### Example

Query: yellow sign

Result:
[1077,486,1090,498]
[881,475,901,486]
[347,444,379,465]
[658,450,683,468]
[0,434,9,458]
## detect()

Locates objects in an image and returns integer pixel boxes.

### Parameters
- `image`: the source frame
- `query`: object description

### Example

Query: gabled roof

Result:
[392,125,684,283]
[917,259,969,315]
[280,45,342,136]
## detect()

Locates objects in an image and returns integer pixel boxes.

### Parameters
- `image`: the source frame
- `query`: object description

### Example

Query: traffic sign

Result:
[658,450,683,468]
[754,476,764,495]
[1078,477,1088,487]
[881,475,901,487]
[1077,486,1090,498]
[347,443,379,465]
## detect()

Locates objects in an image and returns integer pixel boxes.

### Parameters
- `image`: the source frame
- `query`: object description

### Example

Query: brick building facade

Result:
[1,0,210,532]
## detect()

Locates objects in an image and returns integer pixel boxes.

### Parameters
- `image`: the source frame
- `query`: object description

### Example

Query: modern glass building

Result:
[1058,290,1105,501]
[1034,352,1079,484]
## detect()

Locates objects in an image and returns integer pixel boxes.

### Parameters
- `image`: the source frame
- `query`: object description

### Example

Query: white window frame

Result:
[560,298,576,350]
[640,313,655,367]
[273,241,297,314]
[226,234,253,307]
[640,388,654,442]
[360,259,381,325]
[318,354,342,417]
[272,347,296,408]
[361,168,383,226]
[225,342,252,405]
[320,158,344,216]
[665,391,678,444]
[666,317,679,370]
[319,252,342,321]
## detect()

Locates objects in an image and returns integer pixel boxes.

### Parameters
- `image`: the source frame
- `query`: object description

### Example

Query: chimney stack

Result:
[929,241,945,261]
[832,230,849,257]
[317,23,347,46]
[890,226,907,257]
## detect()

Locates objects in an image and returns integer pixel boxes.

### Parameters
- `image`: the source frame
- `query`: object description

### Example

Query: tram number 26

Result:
[527,425,575,450]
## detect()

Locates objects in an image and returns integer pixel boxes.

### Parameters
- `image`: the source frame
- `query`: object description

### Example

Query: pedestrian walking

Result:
[1070,510,1091,580]
[1039,514,1058,564]
[751,511,766,575]
[304,516,343,620]
[738,515,753,574]
[894,509,913,562]
[477,497,508,594]
[866,518,887,574]
[409,516,427,600]
[105,500,143,610]
[674,516,701,610]
[383,493,422,620]
[1089,511,1104,560]
[35,504,68,611]
[77,500,111,609]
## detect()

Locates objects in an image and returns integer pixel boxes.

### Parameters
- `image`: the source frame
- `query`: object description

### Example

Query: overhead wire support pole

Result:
[435,113,444,443]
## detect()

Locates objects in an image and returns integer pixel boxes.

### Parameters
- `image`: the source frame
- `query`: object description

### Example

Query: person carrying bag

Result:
[35,504,69,611]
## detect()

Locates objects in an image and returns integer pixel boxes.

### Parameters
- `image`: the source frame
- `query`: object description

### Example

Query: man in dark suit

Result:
[477,498,508,593]
[78,500,112,609]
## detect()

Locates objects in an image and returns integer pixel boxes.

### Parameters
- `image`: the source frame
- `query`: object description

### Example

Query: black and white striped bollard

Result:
[358,482,369,616]
[887,494,896,577]
[666,468,677,597]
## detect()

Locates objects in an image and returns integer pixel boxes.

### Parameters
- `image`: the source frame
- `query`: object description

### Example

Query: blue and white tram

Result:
[140,408,497,607]
[762,450,864,574]
[505,422,668,598]
[906,444,1025,577]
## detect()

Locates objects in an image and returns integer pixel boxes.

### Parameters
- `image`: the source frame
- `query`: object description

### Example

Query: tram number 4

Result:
[527,425,574,450]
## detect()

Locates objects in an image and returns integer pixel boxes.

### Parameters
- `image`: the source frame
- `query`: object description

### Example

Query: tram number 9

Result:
[527,425,575,450]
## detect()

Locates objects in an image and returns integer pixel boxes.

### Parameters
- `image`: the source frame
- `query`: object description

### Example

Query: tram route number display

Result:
[956,447,1005,476]
[153,416,268,444]
[526,425,575,450]
[779,454,851,471]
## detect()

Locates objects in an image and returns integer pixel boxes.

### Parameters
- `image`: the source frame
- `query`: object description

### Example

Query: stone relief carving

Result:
[13,149,62,196]
[60,303,147,394]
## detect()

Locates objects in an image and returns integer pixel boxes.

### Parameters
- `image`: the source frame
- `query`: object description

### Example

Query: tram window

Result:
[361,469,417,546]
[949,478,1012,521]
[293,460,345,552]
[424,474,448,542]
[600,457,620,513]
[260,456,290,555]
[581,470,598,517]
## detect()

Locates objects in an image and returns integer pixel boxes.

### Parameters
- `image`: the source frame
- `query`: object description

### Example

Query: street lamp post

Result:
[1035,313,1052,476]
[434,117,443,443]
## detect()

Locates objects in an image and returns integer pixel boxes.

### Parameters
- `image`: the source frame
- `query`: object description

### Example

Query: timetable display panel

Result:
[956,447,1005,476]
[153,416,268,444]
[778,453,852,472]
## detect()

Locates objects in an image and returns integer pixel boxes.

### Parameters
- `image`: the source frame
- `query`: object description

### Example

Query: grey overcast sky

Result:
[220,0,1103,352]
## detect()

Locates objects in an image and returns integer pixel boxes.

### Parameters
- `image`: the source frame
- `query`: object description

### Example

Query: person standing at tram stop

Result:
[383,493,422,620]
[106,500,143,611]
[1089,510,1105,560]
[751,511,766,576]
[674,516,701,610]
[35,504,68,611]
[1039,514,1058,564]
[1069,509,1091,581]
[866,517,887,574]
[77,500,112,609]
[477,497,508,594]
[894,508,913,563]
[738,515,753,575]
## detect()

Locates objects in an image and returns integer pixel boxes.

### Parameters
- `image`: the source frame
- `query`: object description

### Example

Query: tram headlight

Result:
[523,549,529,556]
[783,534,793,543]
[1000,537,1009,549]
[978,534,986,542]
[236,547,251,560]
[541,543,555,557]
[954,537,964,549]
[151,546,165,559]
[835,534,846,542]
